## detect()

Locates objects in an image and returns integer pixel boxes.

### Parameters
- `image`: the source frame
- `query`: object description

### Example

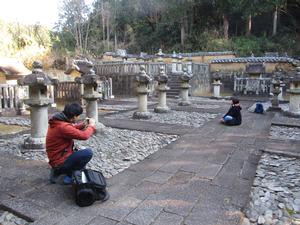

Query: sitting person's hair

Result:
[63,103,83,119]
[231,98,239,105]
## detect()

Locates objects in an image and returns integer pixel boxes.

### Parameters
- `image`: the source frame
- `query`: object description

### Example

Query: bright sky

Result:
[0,0,93,29]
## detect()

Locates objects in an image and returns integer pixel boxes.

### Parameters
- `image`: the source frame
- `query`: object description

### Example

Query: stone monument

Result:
[75,60,105,130]
[156,49,164,63]
[17,61,57,149]
[177,53,183,72]
[133,65,152,119]
[286,60,300,116]
[172,51,177,73]
[154,67,170,113]
[178,67,192,106]
[212,71,222,98]
[268,74,281,111]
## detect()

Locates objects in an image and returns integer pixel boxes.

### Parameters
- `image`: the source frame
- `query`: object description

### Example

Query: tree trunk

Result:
[181,15,188,47]
[272,6,278,36]
[223,14,229,40]
[84,19,91,53]
[107,14,110,51]
[246,14,252,36]
[101,2,105,46]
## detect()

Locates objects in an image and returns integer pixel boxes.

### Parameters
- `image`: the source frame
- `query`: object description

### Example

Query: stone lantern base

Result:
[23,136,45,150]
[133,111,152,119]
[178,100,191,106]
[154,106,170,113]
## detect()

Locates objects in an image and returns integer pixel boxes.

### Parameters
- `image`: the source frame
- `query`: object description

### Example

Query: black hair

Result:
[63,103,83,119]
[231,98,239,105]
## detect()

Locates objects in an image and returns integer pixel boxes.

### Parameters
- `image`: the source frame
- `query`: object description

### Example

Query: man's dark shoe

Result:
[49,169,59,184]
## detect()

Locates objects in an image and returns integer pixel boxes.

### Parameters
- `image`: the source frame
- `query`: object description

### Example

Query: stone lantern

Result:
[212,71,222,98]
[75,60,104,129]
[154,67,170,113]
[177,53,183,73]
[178,67,192,106]
[268,75,281,111]
[17,61,57,149]
[133,65,152,119]
[287,60,300,116]
[171,51,177,73]
[156,49,164,63]
[187,56,193,74]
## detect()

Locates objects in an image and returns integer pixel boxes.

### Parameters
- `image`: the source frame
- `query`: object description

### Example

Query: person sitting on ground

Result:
[46,102,96,184]
[220,98,242,126]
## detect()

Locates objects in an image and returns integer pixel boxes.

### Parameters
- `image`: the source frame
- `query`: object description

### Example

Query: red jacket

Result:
[46,115,96,168]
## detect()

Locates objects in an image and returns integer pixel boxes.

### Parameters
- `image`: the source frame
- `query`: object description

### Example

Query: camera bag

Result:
[72,169,109,207]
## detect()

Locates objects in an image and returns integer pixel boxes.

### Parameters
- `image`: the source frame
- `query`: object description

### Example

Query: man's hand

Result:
[88,118,96,127]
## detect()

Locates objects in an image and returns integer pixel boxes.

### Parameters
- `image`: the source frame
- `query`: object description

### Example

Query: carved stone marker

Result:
[212,71,222,98]
[178,68,192,106]
[18,61,56,149]
[133,65,152,119]
[154,67,170,113]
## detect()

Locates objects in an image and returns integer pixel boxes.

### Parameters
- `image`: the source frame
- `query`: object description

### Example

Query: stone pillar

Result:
[177,53,183,72]
[287,64,300,116]
[108,77,114,99]
[75,60,105,130]
[17,61,56,150]
[212,71,222,98]
[154,67,170,113]
[178,68,192,106]
[187,57,193,74]
[268,79,281,111]
[133,65,152,119]
[172,51,177,73]
[16,86,27,115]
[278,80,285,101]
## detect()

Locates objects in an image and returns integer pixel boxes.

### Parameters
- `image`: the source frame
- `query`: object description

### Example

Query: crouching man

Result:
[46,103,96,184]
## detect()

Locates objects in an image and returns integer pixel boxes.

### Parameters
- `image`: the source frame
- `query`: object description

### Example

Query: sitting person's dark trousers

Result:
[221,98,242,126]
[46,103,96,184]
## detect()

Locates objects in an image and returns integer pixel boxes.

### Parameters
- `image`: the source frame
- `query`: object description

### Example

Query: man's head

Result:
[63,103,83,121]
[231,98,239,105]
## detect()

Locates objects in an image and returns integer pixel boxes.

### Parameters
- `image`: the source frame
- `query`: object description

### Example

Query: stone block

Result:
[152,211,183,225]
[87,215,118,225]
[32,210,65,225]
[143,171,173,184]
[124,196,163,225]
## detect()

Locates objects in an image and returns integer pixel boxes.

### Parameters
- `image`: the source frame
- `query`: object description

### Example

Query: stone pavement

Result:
[0,98,297,225]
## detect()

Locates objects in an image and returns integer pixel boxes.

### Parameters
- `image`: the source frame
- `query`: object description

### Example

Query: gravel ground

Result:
[0,128,178,178]
[270,125,300,141]
[0,211,29,225]
[107,110,218,128]
[244,153,300,225]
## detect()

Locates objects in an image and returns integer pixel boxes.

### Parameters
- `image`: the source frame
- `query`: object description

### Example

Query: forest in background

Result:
[1,0,300,68]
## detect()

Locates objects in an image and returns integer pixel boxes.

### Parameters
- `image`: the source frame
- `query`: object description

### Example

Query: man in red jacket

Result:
[46,103,96,184]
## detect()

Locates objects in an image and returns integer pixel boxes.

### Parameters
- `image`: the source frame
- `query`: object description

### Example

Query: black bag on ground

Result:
[72,169,109,207]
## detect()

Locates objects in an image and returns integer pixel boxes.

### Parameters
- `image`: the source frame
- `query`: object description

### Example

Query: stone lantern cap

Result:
[74,60,100,85]
[289,59,300,82]
[180,68,192,82]
[172,51,177,59]
[156,49,165,57]
[17,61,56,86]
[135,66,151,84]
[177,53,183,60]
[74,60,95,75]
[212,71,221,81]
[156,67,168,83]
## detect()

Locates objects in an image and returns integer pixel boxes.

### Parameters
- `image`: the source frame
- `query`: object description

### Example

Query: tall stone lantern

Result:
[178,67,192,106]
[156,49,164,63]
[17,61,57,149]
[268,76,281,111]
[75,60,105,129]
[154,67,170,113]
[172,51,178,73]
[133,65,152,119]
[212,71,222,98]
[287,60,300,116]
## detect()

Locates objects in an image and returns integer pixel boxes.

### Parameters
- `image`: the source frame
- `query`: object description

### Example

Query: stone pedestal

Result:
[133,66,152,119]
[17,61,55,150]
[154,67,170,113]
[178,68,192,106]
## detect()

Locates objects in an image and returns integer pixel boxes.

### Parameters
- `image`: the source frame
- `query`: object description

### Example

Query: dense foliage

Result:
[54,0,300,56]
